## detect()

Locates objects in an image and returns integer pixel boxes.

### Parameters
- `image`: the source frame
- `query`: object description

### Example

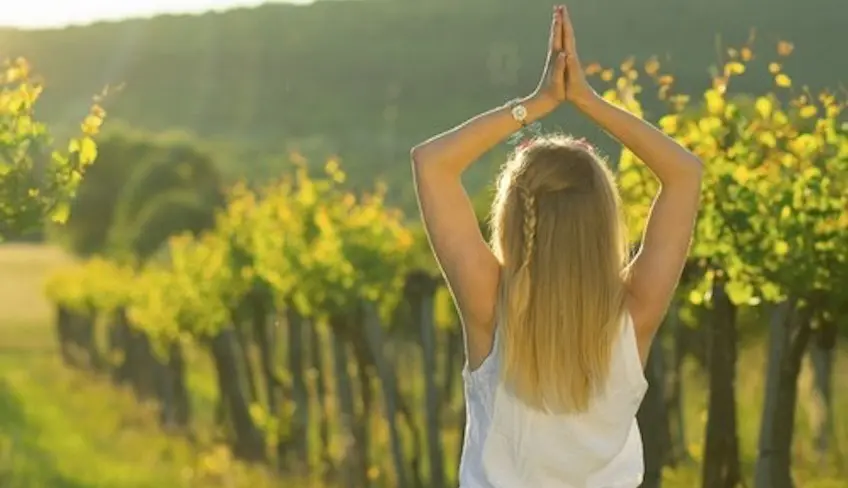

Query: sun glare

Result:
[0,0,306,29]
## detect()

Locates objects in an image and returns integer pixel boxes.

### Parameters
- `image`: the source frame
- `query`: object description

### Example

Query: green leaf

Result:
[725,280,754,305]
[50,201,71,224]
[760,282,783,302]
[688,289,704,305]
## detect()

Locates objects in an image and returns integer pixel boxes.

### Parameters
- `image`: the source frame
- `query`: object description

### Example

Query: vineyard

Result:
[3,30,848,488]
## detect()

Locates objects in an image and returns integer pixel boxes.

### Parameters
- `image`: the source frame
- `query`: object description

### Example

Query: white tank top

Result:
[458,311,649,488]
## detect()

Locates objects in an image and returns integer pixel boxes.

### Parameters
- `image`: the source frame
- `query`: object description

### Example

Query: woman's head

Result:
[490,134,629,414]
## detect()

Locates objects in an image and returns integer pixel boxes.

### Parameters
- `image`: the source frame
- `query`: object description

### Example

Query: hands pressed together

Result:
[536,5,595,108]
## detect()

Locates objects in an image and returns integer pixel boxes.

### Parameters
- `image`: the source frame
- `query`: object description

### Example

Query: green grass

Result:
[0,323,284,488]
[0,245,278,487]
[0,243,846,487]
[662,347,848,487]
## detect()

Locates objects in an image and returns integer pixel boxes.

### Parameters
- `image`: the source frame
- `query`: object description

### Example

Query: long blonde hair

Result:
[489,134,629,414]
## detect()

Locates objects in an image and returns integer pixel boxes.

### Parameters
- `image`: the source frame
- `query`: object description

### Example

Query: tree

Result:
[63,131,225,259]
[600,40,847,488]
[0,57,106,240]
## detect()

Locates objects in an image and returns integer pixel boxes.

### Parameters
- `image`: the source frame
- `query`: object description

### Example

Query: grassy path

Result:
[0,330,190,488]
[0,245,275,487]
[0,323,281,488]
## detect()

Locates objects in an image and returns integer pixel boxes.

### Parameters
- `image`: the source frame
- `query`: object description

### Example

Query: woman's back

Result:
[459,312,648,488]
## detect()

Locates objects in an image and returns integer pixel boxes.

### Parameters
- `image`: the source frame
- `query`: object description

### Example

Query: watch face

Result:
[511,104,528,121]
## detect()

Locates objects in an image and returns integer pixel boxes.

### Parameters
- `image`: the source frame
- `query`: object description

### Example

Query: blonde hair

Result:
[490,134,629,414]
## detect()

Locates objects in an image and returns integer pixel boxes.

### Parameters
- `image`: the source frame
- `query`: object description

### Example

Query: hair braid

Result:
[519,187,537,269]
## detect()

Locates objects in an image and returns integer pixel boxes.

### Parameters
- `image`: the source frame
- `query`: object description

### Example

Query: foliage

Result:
[48,156,421,349]
[128,232,241,348]
[12,256,848,488]
[593,42,848,311]
[43,257,133,316]
[247,157,416,322]
[0,58,107,240]
[3,1,847,210]
[28,22,848,486]
[64,131,226,260]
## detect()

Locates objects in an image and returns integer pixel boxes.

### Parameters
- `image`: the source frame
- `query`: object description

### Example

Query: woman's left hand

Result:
[535,5,568,106]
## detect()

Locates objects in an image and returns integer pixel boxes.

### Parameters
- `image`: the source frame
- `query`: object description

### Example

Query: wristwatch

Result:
[510,100,529,127]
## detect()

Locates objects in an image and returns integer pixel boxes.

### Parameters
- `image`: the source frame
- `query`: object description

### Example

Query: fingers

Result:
[561,5,576,54]
[549,6,562,53]
[555,51,568,74]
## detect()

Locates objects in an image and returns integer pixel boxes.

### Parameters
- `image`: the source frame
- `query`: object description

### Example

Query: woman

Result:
[411,5,703,488]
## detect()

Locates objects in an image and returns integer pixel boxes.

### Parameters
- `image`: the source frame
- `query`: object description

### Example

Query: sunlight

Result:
[0,0,310,29]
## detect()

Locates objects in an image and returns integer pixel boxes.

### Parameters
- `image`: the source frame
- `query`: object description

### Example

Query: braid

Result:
[519,187,537,269]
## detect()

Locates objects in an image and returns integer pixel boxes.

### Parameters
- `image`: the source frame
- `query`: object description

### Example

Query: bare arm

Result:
[573,93,704,186]
[578,92,703,345]
[412,93,557,332]
[577,91,702,350]
[412,8,566,344]
[558,6,703,350]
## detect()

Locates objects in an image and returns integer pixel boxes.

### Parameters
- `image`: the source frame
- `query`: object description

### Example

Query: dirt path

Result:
[0,243,72,328]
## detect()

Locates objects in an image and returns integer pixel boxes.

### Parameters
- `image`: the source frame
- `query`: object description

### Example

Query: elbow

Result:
[411,137,466,182]
[410,145,424,169]
[410,145,428,181]
[661,155,703,191]
[410,144,452,180]
[678,154,704,186]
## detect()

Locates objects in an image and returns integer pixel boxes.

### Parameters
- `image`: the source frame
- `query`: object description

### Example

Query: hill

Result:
[2,0,847,207]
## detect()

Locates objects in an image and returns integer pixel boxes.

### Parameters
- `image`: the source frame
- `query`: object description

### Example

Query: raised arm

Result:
[561,7,704,350]
[412,8,567,346]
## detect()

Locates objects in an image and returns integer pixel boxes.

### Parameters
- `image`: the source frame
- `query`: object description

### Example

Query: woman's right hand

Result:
[560,6,596,105]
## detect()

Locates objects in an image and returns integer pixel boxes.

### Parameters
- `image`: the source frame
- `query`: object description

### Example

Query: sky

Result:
[0,0,312,29]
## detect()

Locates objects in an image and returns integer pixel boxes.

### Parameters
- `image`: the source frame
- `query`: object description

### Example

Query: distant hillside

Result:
[2,0,846,207]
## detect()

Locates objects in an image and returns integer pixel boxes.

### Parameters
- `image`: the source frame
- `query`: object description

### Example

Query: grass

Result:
[0,243,846,487]
[0,244,278,487]
[662,346,848,487]
[0,323,284,488]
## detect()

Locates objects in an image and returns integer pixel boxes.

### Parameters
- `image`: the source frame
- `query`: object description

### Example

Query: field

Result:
[1,243,846,487]
[0,244,281,488]
[2,2,848,485]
